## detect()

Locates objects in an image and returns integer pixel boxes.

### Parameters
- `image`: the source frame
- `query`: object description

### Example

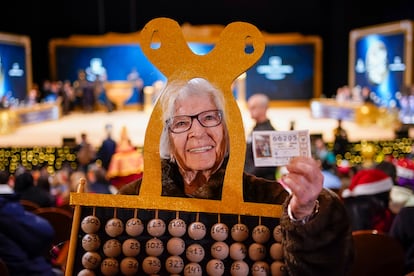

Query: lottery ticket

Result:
[251,130,311,167]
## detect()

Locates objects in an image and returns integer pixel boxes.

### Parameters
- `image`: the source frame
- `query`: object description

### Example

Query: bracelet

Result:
[287,200,319,225]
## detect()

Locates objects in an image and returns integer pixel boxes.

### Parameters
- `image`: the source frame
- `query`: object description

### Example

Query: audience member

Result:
[106,126,143,189]
[127,67,145,104]
[86,163,115,194]
[389,204,414,275]
[96,124,117,170]
[320,159,342,192]
[69,170,86,195]
[389,185,414,214]
[119,77,354,274]
[342,168,395,232]
[333,119,349,157]
[313,136,336,168]
[0,170,57,276]
[395,157,414,191]
[375,160,398,185]
[49,168,71,208]
[75,132,96,173]
[244,93,277,180]
[13,170,55,207]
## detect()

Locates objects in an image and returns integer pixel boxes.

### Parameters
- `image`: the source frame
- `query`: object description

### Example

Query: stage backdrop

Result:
[348,20,414,110]
[49,24,322,107]
[0,32,32,103]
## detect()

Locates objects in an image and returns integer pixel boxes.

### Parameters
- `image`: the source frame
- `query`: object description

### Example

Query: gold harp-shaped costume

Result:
[65,17,283,275]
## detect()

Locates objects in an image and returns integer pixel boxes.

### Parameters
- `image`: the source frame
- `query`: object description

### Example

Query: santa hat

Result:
[395,158,414,191]
[342,169,393,198]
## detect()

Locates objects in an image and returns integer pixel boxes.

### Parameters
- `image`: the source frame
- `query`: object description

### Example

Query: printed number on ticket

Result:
[252,130,311,167]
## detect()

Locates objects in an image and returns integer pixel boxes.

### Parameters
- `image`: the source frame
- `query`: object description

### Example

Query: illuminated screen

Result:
[0,41,29,101]
[245,44,315,101]
[353,33,406,108]
[54,43,215,104]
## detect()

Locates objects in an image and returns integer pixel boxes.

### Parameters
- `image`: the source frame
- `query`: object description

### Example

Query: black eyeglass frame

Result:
[166,109,223,134]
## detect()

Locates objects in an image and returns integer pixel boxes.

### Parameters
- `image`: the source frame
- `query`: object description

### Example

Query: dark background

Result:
[1,0,414,97]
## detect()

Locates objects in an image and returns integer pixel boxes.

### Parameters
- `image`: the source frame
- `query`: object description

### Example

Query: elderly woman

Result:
[119,77,354,275]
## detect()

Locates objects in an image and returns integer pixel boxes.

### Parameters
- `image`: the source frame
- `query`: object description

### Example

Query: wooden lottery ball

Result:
[125,217,144,237]
[147,218,166,237]
[211,222,229,242]
[252,225,271,244]
[269,242,283,261]
[251,261,270,276]
[103,239,122,258]
[273,225,283,243]
[165,255,184,274]
[81,251,101,270]
[186,243,205,263]
[105,217,124,237]
[231,223,249,242]
[81,215,101,234]
[229,242,247,261]
[206,259,225,276]
[188,221,206,240]
[230,260,249,276]
[248,242,266,261]
[77,268,96,276]
[184,262,202,276]
[145,237,164,256]
[120,256,139,276]
[270,260,286,276]
[142,256,161,274]
[100,257,119,276]
[122,238,141,257]
[211,241,229,260]
[82,233,101,252]
[166,236,186,256]
[168,218,187,237]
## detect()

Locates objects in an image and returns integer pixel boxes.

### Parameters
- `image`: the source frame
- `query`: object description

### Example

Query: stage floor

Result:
[0,107,400,148]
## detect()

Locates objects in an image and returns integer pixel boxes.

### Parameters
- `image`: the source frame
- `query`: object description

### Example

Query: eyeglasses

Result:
[167,109,223,134]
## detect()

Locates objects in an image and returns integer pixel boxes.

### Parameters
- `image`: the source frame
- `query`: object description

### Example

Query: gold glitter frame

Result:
[70,17,282,218]
[66,17,285,276]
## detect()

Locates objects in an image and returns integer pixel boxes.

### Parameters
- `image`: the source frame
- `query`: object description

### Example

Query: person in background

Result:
[320,159,342,192]
[341,168,395,232]
[127,67,145,105]
[395,157,414,191]
[389,202,414,275]
[86,163,115,194]
[119,77,354,275]
[244,93,277,180]
[13,170,55,208]
[75,132,96,173]
[106,126,143,190]
[96,124,117,171]
[333,119,349,157]
[0,170,58,276]
[313,136,337,168]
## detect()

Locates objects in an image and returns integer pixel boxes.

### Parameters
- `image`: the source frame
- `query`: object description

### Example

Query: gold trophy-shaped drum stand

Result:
[104,81,134,110]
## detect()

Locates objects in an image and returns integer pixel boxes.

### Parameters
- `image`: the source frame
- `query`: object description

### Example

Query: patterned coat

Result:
[119,158,354,275]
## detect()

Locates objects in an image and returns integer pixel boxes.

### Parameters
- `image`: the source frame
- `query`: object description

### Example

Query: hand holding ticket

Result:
[252,130,311,167]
